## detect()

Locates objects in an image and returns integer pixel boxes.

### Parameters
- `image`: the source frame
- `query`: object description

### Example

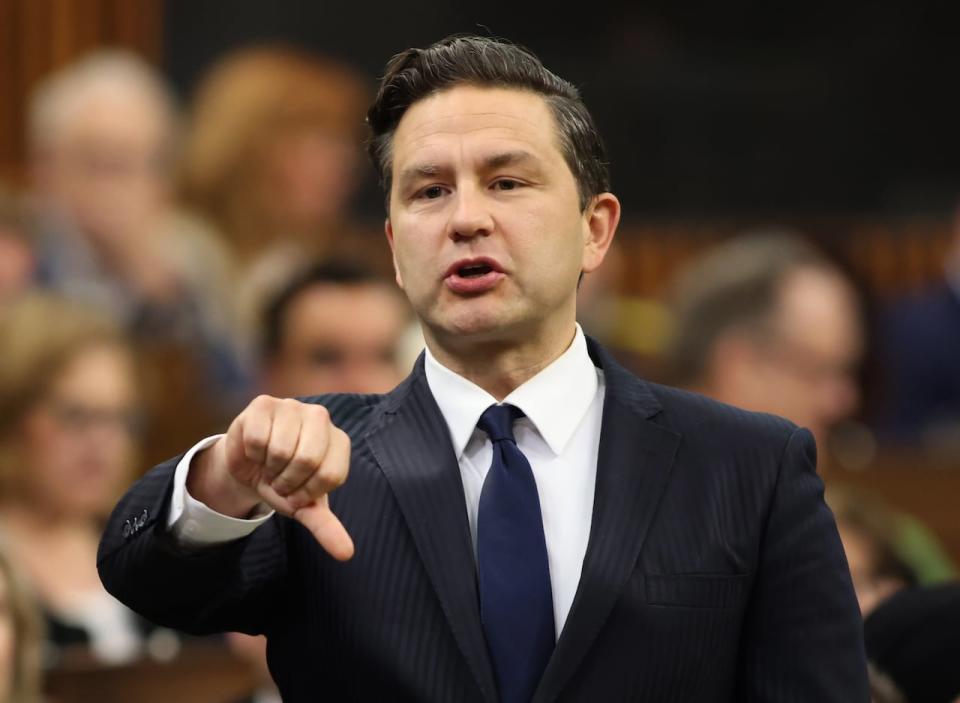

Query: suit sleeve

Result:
[97,456,288,636]
[734,427,869,702]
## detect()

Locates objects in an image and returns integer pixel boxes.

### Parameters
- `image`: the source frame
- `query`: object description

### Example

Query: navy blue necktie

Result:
[477,404,555,703]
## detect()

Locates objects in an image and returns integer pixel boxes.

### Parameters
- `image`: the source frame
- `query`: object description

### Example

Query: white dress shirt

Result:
[167,324,605,636]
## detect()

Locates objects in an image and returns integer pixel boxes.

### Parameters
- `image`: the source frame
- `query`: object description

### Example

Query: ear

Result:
[580,193,621,274]
[384,218,404,290]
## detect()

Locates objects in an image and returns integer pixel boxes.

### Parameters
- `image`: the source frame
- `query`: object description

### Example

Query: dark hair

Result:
[664,231,835,385]
[366,35,609,211]
[261,261,386,359]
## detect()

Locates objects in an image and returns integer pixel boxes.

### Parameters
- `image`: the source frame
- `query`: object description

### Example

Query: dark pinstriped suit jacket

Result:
[98,338,868,702]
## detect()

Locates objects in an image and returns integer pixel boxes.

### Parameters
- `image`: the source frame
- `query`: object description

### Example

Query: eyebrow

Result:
[397,150,542,188]
[483,150,538,170]
[398,163,444,186]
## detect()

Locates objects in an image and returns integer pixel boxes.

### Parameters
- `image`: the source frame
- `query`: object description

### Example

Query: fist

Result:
[191,395,354,560]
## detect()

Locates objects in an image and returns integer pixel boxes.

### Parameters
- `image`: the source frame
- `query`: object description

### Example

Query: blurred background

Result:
[1,1,958,702]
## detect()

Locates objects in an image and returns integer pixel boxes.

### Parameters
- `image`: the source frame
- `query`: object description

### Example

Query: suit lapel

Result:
[366,358,498,703]
[534,341,681,703]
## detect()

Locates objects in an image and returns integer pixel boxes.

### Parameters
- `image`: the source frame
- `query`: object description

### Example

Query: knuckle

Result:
[330,426,350,451]
[267,445,294,466]
[311,404,330,422]
[251,394,274,410]
[271,477,292,495]
[326,459,348,485]
[245,434,268,453]
[227,414,243,434]
[287,452,314,474]
[319,465,346,490]
[307,472,335,495]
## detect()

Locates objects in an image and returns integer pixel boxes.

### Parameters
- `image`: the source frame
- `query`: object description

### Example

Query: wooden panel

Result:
[0,0,163,183]
[828,453,960,567]
[45,643,259,703]
[615,216,953,299]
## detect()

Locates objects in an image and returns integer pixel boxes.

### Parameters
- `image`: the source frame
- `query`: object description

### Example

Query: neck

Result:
[425,321,578,400]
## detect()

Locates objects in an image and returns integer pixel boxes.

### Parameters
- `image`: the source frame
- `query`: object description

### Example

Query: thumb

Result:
[293,495,355,561]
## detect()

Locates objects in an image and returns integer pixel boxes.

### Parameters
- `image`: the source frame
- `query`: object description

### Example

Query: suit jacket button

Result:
[122,520,132,538]
[140,508,149,525]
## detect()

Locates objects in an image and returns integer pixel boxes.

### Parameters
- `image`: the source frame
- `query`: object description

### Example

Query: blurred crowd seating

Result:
[616,217,953,298]
[0,11,957,701]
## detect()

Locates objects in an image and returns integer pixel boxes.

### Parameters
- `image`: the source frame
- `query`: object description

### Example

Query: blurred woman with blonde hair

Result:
[0,293,166,666]
[179,46,372,361]
[181,45,369,262]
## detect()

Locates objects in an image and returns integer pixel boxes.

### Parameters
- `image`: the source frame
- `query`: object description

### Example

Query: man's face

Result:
[743,267,863,447]
[35,90,171,245]
[385,85,614,351]
[265,282,408,397]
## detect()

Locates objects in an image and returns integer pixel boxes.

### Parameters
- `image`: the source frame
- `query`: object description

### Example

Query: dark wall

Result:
[164,0,960,216]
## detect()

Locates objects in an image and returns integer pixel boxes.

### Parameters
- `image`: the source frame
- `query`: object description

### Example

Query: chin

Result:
[440,318,531,350]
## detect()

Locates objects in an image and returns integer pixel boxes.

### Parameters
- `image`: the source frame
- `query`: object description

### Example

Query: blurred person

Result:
[100,35,867,701]
[0,186,35,304]
[663,231,863,455]
[829,487,955,609]
[180,46,368,264]
[879,206,960,449]
[0,535,43,703]
[231,261,410,702]
[666,234,957,611]
[260,262,411,398]
[0,294,176,666]
[826,488,919,617]
[27,50,244,400]
[864,583,960,703]
[179,47,370,356]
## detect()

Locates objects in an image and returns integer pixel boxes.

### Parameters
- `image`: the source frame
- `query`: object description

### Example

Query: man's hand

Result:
[188,395,354,560]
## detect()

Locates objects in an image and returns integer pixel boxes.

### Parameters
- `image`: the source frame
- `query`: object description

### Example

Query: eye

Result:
[492,179,522,191]
[417,185,446,200]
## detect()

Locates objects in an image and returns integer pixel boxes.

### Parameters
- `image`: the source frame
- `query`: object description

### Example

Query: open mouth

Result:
[444,258,504,294]
[457,263,494,278]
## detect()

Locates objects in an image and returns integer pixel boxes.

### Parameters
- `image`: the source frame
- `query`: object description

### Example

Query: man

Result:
[664,233,956,607]
[99,36,867,702]
[27,51,244,406]
[259,262,411,398]
[232,261,411,703]
[30,50,190,323]
[663,232,863,455]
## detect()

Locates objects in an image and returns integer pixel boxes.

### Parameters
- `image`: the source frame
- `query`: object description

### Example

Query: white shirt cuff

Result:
[167,434,274,547]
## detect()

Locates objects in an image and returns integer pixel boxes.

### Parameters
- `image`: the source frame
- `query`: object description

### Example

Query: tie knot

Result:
[478,404,524,443]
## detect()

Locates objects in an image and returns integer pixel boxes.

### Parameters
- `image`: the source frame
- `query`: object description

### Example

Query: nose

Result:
[447,183,494,242]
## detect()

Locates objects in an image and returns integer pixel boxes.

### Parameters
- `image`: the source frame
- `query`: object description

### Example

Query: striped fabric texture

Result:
[98,338,868,702]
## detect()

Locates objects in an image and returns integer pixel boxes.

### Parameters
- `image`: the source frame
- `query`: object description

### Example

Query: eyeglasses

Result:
[39,396,144,437]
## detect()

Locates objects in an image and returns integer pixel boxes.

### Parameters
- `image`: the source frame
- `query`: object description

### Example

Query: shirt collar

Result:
[424,324,599,458]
